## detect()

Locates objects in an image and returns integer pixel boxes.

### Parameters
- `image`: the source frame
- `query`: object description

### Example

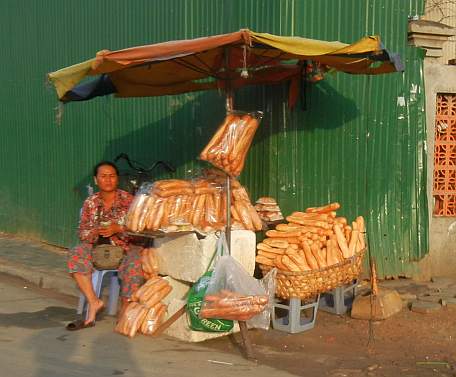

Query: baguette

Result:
[262,238,289,249]
[257,243,285,254]
[281,255,301,272]
[334,224,350,258]
[274,255,289,271]
[285,216,331,229]
[245,201,263,230]
[288,253,311,271]
[200,114,237,160]
[266,230,301,238]
[155,188,194,198]
[258,250,280,259]
[235,200,254,230]
[154,180,192,190]
[275,223,305,232]
[128,194,148,232]
[348,229,360,257]
[302,241,319,270]
[310,243,327,269]
[306,202,341,213]
[142,284,173,308]
[256,255,276,266]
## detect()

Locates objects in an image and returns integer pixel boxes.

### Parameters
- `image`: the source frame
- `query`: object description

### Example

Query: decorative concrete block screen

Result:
[434,93,456,216]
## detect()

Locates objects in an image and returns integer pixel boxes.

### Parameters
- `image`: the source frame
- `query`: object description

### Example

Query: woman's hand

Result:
[98,223,124,238]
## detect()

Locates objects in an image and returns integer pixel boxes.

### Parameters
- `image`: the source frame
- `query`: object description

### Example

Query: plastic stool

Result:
[272,295,320,334]
[77,269,120,320]
[319,280,358,315]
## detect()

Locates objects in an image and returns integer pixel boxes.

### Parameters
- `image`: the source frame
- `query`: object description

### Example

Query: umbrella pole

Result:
[224,89,256,362]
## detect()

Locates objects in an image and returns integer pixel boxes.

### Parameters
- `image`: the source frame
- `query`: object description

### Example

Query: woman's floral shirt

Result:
[78,189,133,250]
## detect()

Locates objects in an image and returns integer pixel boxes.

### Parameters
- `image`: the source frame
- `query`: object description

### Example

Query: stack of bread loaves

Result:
[115,276,172,337]
[255,202,366,273]
[126,169,263,234]
[254,197,284,222]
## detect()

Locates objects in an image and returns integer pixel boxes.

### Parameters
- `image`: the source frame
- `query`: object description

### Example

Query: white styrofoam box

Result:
[155,230,256,283]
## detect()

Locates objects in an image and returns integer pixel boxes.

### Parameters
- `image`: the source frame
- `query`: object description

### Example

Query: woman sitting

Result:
[67,161,144,330]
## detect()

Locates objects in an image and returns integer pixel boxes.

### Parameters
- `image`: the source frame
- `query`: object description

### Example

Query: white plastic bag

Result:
[202,253,277,330]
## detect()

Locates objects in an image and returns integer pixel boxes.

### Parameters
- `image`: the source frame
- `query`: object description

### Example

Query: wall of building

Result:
[416,1,456,278]
[419,61,456,278]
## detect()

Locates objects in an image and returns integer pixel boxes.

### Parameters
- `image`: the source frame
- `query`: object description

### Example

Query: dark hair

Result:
[93,161,119,177]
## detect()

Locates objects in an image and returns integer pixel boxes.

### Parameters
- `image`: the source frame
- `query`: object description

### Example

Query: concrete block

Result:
[378,279,414,290]
[440,297,456,307]
[351,289,403,320]
[162,276,191,306]
[430,276,456,288]
[399,292,417,302]
[155,231,256,283]
[163,299,239,342]
[411,301,442,314]
[417,294,442,304]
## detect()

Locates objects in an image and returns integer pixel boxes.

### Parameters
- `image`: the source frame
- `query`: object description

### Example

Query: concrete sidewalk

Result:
[0,234,79,297]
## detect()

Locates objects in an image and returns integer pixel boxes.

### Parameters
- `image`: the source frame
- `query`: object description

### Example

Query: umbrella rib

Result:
[173,57,221,80]
[191,53,221,79]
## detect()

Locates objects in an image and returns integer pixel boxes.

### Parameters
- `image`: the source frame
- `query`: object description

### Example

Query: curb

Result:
[0,257,79,298]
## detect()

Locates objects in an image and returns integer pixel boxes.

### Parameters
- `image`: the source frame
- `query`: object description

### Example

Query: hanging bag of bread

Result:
[199,254,277,330]
[200,111,263,177]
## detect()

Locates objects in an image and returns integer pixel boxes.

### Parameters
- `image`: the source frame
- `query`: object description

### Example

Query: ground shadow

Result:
[0,306,75,329]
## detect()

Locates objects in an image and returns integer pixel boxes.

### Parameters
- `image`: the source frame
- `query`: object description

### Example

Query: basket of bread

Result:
[255,202,366,299]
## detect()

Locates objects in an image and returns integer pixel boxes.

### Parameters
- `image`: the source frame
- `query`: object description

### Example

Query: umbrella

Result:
[48,29,403,106]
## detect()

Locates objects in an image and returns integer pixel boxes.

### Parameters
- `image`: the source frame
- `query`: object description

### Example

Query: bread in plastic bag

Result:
[200,111,263,177]
[141,248,159,279]
[140,302,167,335]
[115,302,148,338]
[125,173,262,234]
[200,255,277,329]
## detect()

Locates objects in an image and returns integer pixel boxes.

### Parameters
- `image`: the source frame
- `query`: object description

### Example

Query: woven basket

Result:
[259,249,366,300]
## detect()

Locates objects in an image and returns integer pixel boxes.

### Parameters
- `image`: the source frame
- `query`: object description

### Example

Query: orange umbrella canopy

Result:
[48,29,402,103]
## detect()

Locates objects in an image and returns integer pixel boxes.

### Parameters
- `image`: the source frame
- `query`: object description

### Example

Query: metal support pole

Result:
[223,45,253,362]
[225,174,232,253]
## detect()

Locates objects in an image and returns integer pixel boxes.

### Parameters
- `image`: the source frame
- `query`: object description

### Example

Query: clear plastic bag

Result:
[125,171,262,234]
[200,254,277,330]
[115,302,148,338]
[200,111,263,177]
[140,302,167,335]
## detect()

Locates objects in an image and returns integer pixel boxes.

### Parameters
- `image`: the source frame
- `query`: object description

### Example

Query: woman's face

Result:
[94,165,119,193]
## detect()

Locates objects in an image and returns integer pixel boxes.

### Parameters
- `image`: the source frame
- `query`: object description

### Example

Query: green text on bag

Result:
[187,271,234,333]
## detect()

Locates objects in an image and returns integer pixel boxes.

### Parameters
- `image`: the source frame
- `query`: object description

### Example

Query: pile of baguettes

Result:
[126,169,262,234]
[255,202,366,272]
[115,275,172,338]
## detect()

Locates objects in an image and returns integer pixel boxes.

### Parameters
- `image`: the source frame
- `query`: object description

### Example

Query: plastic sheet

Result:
[201,255,277,329]
[200,111,263,177]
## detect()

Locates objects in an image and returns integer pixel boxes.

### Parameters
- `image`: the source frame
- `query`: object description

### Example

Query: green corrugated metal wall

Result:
[0,0,427,277]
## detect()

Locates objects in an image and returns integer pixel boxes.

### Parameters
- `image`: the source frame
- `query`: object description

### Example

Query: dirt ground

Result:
[207,296,456,377]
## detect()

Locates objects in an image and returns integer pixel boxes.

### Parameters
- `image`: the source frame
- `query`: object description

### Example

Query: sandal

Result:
[66,319,96,331]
